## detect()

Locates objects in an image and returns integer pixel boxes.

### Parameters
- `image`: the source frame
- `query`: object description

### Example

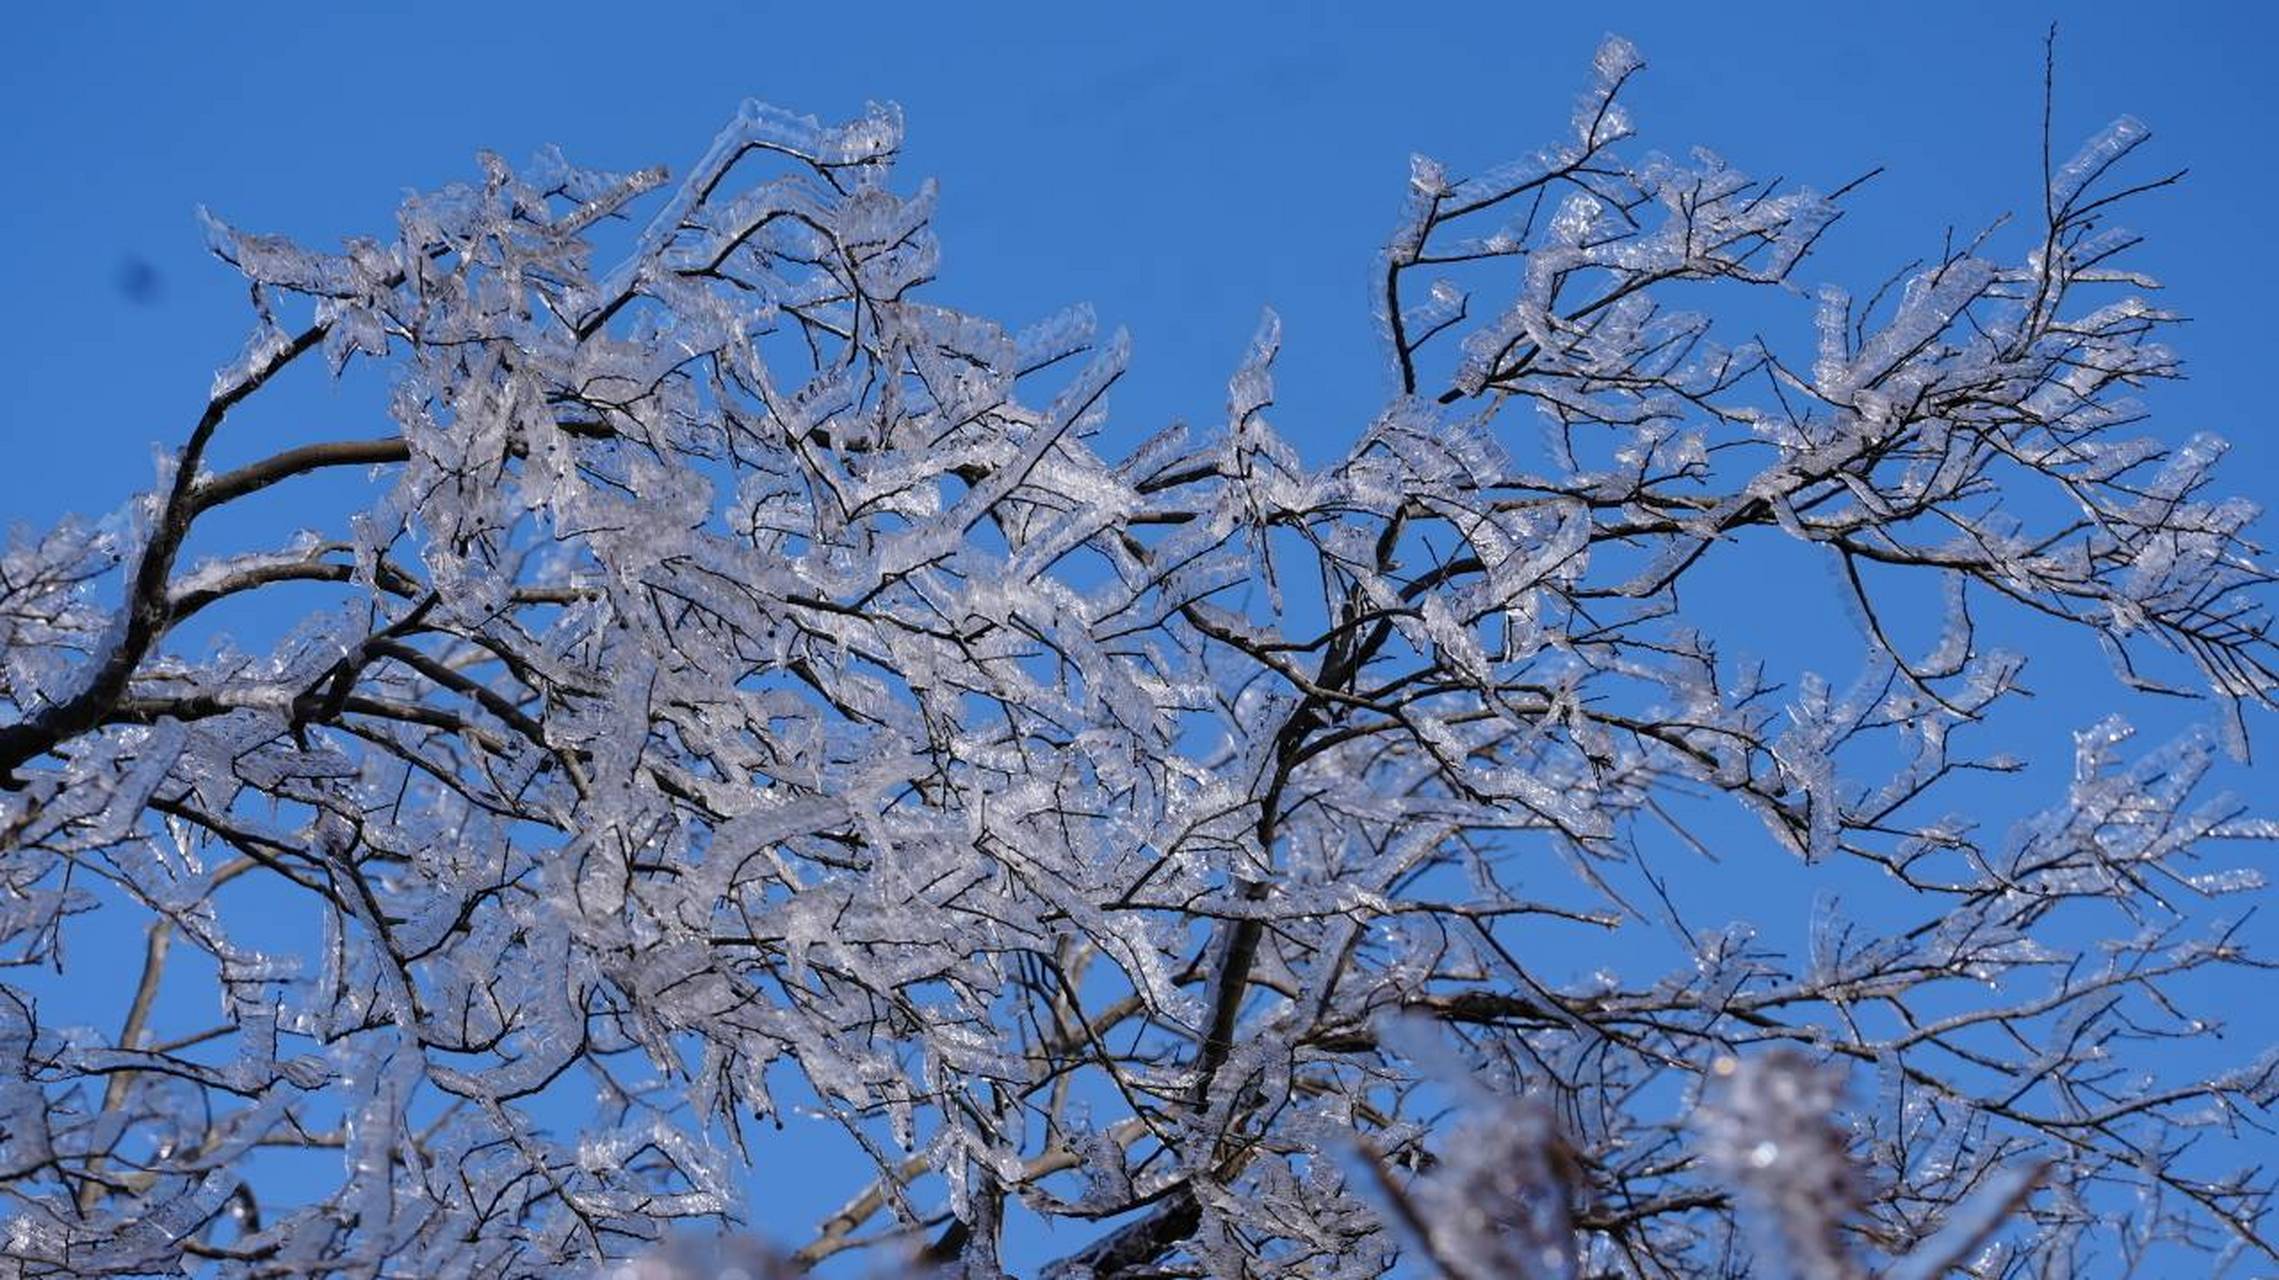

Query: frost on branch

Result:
[1,36,2275,1280]
[1696,1050,1867,1280]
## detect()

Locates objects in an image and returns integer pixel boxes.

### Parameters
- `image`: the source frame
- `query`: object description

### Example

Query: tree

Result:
[1,32,2273,1279]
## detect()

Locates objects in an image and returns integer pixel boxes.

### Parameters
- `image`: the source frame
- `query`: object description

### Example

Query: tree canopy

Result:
[1,35,2273,1279]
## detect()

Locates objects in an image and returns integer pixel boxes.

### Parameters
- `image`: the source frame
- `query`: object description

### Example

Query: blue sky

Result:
[7,2,2273,523]
[5,1,2276,1271]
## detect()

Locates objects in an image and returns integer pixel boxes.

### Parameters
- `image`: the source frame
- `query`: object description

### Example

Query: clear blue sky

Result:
[4,1,2275,1270]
